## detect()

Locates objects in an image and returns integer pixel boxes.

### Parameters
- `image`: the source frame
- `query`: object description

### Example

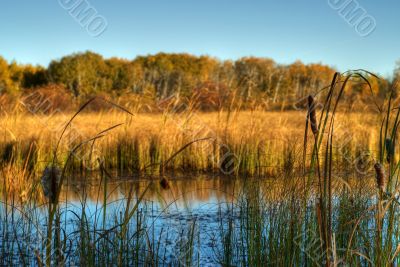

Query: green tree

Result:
[136,53,219,99]
[105,58,144,92]
[48,51,110,97]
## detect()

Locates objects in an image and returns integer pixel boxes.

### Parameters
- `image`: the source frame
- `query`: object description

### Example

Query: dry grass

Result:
[2,71,400,265]
[0,110,379,176]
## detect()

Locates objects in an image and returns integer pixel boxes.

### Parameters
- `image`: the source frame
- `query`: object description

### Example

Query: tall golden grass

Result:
[2,71,400,265]
[0,108,379,194]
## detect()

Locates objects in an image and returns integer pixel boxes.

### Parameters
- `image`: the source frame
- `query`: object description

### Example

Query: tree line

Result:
[0,51,393,112]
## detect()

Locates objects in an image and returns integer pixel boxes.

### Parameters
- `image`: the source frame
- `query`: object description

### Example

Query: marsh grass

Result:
[211,71,400,266]
[0,91,380,178]
[1,71,400,265]
[0,97,204,266]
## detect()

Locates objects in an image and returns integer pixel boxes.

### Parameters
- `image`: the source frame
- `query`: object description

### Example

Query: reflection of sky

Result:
[61,192,231,265]
[0,176,377,265]
[1,178,239,265]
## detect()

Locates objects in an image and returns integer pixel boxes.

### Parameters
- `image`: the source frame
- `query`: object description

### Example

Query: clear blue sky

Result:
[0,0,398,76]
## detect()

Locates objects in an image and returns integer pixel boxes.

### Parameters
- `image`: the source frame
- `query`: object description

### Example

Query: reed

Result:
[0,110,378,180]
[2,72,400,265]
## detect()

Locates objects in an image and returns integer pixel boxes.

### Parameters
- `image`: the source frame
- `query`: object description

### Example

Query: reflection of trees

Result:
[60,175,375,206]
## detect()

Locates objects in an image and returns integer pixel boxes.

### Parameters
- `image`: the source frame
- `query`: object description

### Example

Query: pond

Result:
[0,173,378,266]
[60,174,273,265]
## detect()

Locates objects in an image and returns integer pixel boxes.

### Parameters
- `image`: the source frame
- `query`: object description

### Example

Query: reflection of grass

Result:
[2,71,400,265]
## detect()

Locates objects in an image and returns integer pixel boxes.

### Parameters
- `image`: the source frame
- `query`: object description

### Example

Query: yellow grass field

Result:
[1,110,380,178]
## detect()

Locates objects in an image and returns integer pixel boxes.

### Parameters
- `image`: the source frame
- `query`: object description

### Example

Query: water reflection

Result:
[0,173,376,265]
[61,173,375,206]
[62,175,242,207]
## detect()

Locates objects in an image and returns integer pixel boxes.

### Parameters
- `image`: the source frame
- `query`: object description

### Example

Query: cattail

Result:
[160,177,170,190]
[41,165,61,202]
[374,163,386,191]
[307,95,319,135]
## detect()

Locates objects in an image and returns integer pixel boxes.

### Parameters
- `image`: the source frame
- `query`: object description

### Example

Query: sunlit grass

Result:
[0,110,379,178]
[1,71,400,265]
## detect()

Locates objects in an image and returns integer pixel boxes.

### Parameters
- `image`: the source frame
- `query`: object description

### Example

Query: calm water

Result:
[1,175,261,265]
[0,174,375,266]
[60,175,252,265]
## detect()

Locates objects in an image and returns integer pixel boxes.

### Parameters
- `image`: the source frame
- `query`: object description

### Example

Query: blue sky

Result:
[0,0,398,76]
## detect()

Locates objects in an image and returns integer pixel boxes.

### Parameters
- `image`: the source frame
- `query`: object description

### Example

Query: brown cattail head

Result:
[160,177,170,190]
[307,95,319,135]
[41,165,61,202]
[374,163,386,191]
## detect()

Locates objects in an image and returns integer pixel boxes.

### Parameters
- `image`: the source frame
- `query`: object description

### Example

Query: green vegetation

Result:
[1,70,400,266]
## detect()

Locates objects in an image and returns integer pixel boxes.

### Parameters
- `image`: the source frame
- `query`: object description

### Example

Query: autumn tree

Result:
[0,51,390,111]
[136,53,219,99]
[0,56,12,93]
[234,57,276,101]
